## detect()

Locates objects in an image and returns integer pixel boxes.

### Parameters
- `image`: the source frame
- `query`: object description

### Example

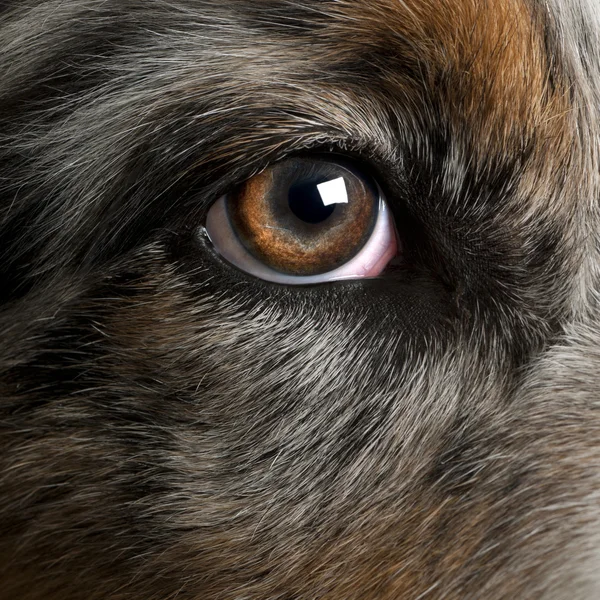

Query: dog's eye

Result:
[204,157,398,284]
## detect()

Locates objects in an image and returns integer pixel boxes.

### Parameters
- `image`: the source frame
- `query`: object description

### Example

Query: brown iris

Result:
[226,158,379,276]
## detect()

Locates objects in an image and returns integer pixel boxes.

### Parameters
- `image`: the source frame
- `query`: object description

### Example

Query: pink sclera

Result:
[356,213,398,278]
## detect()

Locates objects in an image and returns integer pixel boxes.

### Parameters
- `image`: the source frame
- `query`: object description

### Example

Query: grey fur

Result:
[1,1,600,598]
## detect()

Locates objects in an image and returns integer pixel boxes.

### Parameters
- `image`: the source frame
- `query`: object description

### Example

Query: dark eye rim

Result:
[201,141,407,285]
[177,142,426,282]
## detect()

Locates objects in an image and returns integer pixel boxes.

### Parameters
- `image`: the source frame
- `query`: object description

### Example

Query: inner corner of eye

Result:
[203,159,399,285]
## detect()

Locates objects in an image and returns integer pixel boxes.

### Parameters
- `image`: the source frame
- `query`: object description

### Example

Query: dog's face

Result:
[2,1,600,598]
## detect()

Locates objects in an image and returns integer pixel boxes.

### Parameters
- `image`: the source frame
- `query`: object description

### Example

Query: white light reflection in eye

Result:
[317,177,349,206]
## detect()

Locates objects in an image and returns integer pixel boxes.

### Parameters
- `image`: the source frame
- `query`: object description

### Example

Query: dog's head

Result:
[1,1,600,598]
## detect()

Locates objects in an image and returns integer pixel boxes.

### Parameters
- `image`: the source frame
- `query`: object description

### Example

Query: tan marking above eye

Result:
[227,158,379,276]
[322,0,572,177]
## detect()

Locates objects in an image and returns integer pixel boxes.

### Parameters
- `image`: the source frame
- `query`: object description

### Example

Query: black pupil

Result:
[288,179,337,224]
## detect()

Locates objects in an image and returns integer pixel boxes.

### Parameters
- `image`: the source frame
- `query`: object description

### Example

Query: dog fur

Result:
[1,1,600,598]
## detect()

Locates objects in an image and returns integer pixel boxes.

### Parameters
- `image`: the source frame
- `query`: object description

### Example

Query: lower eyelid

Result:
[203,195,398,285]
